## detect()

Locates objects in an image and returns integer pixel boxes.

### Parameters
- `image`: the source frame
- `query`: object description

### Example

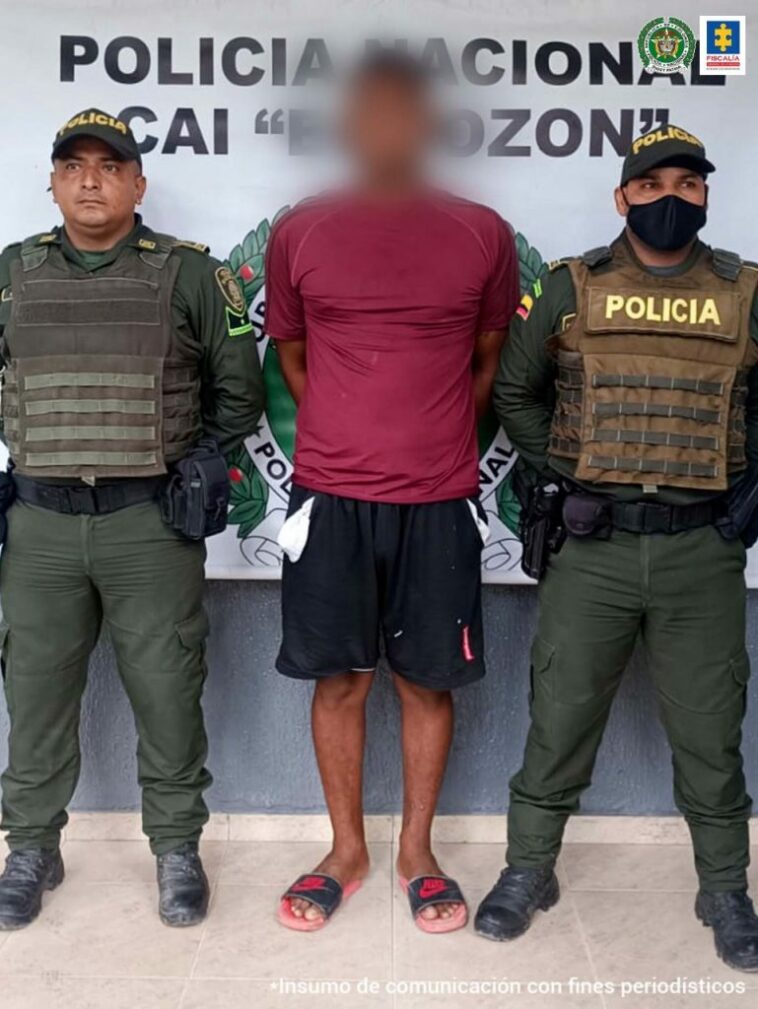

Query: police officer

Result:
[0,110,264,929]
[475,125,758,971]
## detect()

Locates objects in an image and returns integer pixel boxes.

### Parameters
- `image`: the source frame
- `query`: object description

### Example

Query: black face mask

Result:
[625,193,707,252]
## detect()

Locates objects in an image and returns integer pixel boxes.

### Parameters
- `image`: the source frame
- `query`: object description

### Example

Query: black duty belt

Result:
[13,474,168,516]
[609,498,722,535]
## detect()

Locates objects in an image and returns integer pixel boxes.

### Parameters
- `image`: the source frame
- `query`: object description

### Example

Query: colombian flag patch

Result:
[516,293,533,320]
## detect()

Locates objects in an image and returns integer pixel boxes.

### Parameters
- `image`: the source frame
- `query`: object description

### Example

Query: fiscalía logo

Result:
[637,17,696,74]
[699,16,747,76]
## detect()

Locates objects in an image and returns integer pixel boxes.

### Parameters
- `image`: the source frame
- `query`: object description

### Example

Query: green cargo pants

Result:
[0,498,211,855]
[508,525,752,892]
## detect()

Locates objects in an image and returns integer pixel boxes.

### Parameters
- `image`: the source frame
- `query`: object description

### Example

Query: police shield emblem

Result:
[215,266,246,314]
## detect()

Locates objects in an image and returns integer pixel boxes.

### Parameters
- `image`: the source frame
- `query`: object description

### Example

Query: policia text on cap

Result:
[476,124,758,974]
[0,109,265,930]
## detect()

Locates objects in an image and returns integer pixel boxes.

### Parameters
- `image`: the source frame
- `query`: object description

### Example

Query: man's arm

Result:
[492,267,576,475]
[275,340,307,405]
[175,250,265,456]
[473,212,520,418]
[472,329,507,419]
[263,216,308,405]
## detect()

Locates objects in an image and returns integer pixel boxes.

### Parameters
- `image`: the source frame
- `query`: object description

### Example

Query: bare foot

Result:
[396,848,463,921]
[287,846,370,923]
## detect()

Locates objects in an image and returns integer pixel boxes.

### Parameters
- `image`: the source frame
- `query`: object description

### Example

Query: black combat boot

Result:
[0,848,64,930]
[696,889,758,972]
[475,864,559,941]
[157,842,209,928]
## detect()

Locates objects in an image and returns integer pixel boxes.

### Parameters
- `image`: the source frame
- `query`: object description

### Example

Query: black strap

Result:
[609,498,722,535]
[581,246,613,269]
[404,875,465,918]
[711,248,743,282]
[14,474,167,515]
[281,874,344,919]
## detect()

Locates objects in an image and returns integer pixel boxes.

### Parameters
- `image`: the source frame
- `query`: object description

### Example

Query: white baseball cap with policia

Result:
[51,109,142,168]
[620,124,715,185]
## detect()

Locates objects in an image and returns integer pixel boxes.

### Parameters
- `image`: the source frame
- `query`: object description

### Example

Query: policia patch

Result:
[215,266,246,314]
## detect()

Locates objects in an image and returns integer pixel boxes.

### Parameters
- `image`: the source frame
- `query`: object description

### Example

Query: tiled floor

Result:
[1,839,757,1009]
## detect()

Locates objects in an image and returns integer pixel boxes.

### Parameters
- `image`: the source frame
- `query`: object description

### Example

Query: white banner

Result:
[1,1,756,582]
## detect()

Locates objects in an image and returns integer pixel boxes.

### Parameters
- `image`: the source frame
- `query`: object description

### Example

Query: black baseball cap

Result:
[620,124,715,185]
[52,109,142,168]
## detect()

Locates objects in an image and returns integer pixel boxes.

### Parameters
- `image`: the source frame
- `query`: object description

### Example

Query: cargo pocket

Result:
[529,634,555,707]
[0,622,8,683]
[176,609,210,650]
[175,610,210,679]
[731,651,751,687]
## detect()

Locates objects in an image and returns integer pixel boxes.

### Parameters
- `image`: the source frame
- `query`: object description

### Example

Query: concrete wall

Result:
[1,582,758,817]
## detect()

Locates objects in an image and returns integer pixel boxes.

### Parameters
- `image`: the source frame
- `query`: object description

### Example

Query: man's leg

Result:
[90,502,211,854]
[393,674,456,920]
[475,532,641,941]
[288,671,374,922]
[276,488,380,924]
[384,498,486,922]
[0,501,99,850]
[644,527,752,891]
[507,533,641,867]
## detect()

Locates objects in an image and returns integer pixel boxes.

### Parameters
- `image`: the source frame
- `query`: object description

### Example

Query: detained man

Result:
[265,51,520,934]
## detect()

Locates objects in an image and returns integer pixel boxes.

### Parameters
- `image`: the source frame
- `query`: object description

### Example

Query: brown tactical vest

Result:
[550,240,758,492]
[2,230,203,480]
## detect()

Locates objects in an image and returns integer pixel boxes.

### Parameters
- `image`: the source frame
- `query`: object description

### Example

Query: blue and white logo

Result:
[699,15,747,75]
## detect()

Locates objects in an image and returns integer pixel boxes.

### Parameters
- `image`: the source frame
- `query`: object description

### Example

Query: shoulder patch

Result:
[173,239,210,254]
[215,266,246,314]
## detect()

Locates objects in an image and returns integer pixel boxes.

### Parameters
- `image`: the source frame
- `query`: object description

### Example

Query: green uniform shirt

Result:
[494,235,758,504]
[0,216,265,458]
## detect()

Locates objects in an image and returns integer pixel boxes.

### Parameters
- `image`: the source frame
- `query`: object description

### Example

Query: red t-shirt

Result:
[264,190,520,503]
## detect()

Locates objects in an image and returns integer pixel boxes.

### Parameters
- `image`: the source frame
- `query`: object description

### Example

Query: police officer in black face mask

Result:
[616,124,712,250]
[477,124,758,973]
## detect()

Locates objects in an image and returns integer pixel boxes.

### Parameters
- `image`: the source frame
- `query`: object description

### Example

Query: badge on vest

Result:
[215,266,246,314]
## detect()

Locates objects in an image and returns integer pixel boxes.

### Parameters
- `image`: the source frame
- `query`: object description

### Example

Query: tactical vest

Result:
[549,240,758,492]
[2,230,203,480]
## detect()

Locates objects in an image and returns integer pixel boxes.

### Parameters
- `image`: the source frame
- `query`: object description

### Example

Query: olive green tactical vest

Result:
[2,230,203,480]
[550,240,758,492]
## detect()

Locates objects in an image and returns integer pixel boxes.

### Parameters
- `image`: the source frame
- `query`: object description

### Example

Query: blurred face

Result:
[50,137,146,235]
[343,74,433,184]
[615,166,707,215]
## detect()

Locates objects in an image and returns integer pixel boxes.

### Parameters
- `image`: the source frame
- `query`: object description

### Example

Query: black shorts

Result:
[276,484,487,690]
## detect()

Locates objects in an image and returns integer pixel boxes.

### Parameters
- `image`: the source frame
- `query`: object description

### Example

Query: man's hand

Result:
[275,338,307,405]
[472,329,507,419]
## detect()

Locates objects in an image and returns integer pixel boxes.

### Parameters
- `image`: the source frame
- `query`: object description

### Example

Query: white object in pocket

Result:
[467,498,490,546]
[277,496,315,562]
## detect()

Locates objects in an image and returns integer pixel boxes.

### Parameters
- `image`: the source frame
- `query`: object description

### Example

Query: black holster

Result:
[514,465,566,580]
[715,464,758,548]
[160,438,230,540]
[562,492,613,540]
[0,468,15,546]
